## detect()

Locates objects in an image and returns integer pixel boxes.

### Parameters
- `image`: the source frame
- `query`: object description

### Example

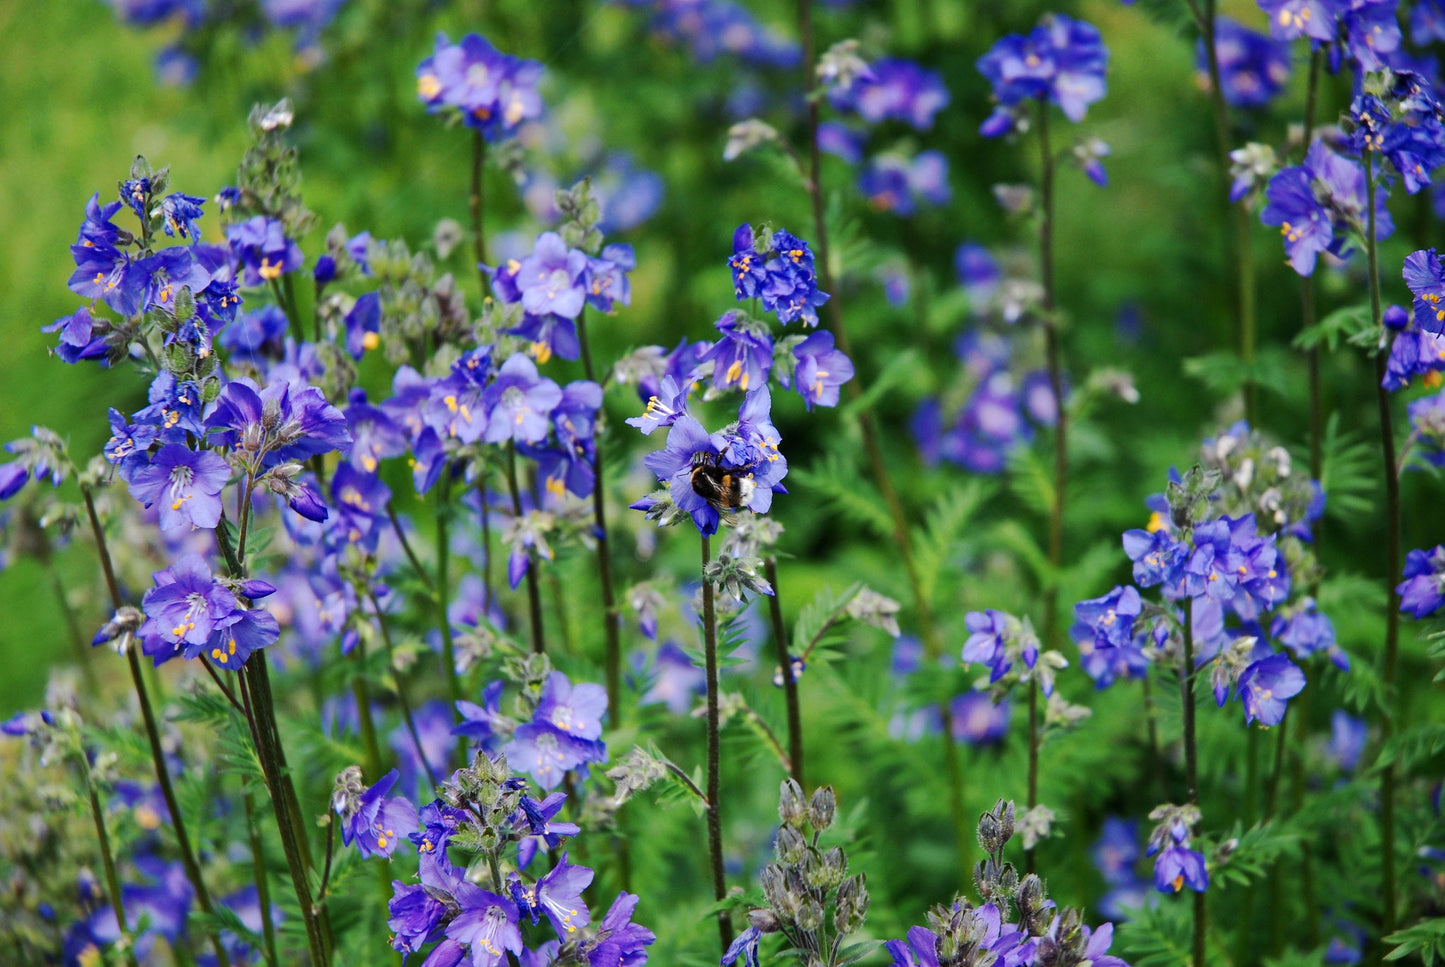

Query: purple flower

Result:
[978,14,1109,130]
[128,444,229,534]
[205,376,351,470]
[1237,652,1305,726]
[0,463,27,501]
[416,32,544,140]
[1398,545,1445,617]
[512,853,592,938]
[517,232,589,319]
[722,925,763,967]
[1123,526,1188,592]
[535,672,608,741]
[328,464,392,552]
[139,553,278,668]
[858,150,951,215]
[338,769,419,859]
[1406,248,1445,334]
[1261,139,1393,277]
[444,884,524,967]
[159,192,206,241]
[626,375,692,436]
[949,692,1010,745]
[1329,710,1369,772]
[219,305,287,364]
[504,721,606,791]
[828,57,949,129]
[729,225,830,327]
[587,892,655,967]
[1258,0,1339,43]
[639,641,706,714]
[226,216,304,286]
[1200,17,1291,109]
[700,311,773,393]
[344,291,382,359]
[885,926,940,967]
[1153,845,1209,893]
[482,354,563,445]
[585,243,635,313]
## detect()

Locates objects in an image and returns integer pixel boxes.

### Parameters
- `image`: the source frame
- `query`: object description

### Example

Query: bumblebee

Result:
[690,451,755,512]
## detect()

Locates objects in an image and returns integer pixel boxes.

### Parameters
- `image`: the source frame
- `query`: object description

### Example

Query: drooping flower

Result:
[337,769,419,859]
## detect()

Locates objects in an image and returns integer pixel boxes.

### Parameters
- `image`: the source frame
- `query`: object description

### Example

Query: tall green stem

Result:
[435,476,463,726]
[1196,0,1257,422]
[1028,97,1068,875]
[765,558,804,786]
[701,535,733,952]
[794,0,969,874]
[471,130,492,299]
[243,790,280,967]
[369,588,439,789]
[1365,147,1402,945]
[80,486,230,967]
[504,443,547,655]
[86,774,139,967]
[1181,597,1206,967]
[576,310,623,716]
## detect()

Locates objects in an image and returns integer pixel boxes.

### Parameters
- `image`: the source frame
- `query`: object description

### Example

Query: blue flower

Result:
[978,14,1108,131]
[483,353,563,445]
[517,232,589,320]
[443,883,524,967]
[1398,545,1445,617]
[701,310,773,393]
[159,192,206,241]
[1153,844,1209,893]
[1238,652,1305,726]
[1200,17,1291,109]
[587,892,655,966]
[128,444,229,534]
[338,769,418,859]
[227,216,304,286]
[722,925,762,967]
[787,327,855,408]
[416,33,544,140]
[827,58,949,129]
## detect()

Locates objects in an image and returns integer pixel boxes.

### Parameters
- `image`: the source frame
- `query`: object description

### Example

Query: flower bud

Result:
[807,786,836,832]
[779,778,806,827]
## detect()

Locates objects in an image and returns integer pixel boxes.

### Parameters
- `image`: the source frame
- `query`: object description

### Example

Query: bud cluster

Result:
[747,780,868,967]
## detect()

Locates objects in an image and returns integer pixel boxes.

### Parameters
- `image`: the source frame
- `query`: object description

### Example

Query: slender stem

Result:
[387,503,435,594]
[1366,146,1402,944]
[1302,48,1324,485]
[281,272,309,345]
[269,278,303,344]
[350,644,384,780]
[1029,97,1067,876]
[370,588,440,790]
[44,553,98,691]
[1263,711,1288,819]
[576,310,624,721]
[701,534,734,952]
[200,657,246,714]
[434,476,463,729]
[243,791,280,967]
[764,558,804,786]
[241,658,330,967]
[1181,598,1205,967]
[471,130,492,298]
[318,816,337,905]
[1198,0,1256,422]
[504,443,547,655]
[795,0,969,875]
[86,776,139,967]
[80,486,230,967]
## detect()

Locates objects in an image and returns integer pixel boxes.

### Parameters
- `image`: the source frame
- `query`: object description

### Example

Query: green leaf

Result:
[1293,303,1374,353]
[791,582,863,660]
[1385,917,1445,964]
[791,454,895,540]
[841,348,922,420]
[911,479,994,606]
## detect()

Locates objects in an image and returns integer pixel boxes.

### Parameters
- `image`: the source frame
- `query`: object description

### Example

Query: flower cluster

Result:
[416,32,545,140]
[454,669,609,791]
[887,800,1129,966]
[913,252,1058,476]
[858,150,951,215]
[728,224,829,327]
[381,750,654,966]
[977,13,1109,135]
[827,57,949,130]
[1347,70,1445,195]
[1200,16,1291,109]
[632,0,799,68]
[1261,137,1393,276]
[725,782,870,967]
